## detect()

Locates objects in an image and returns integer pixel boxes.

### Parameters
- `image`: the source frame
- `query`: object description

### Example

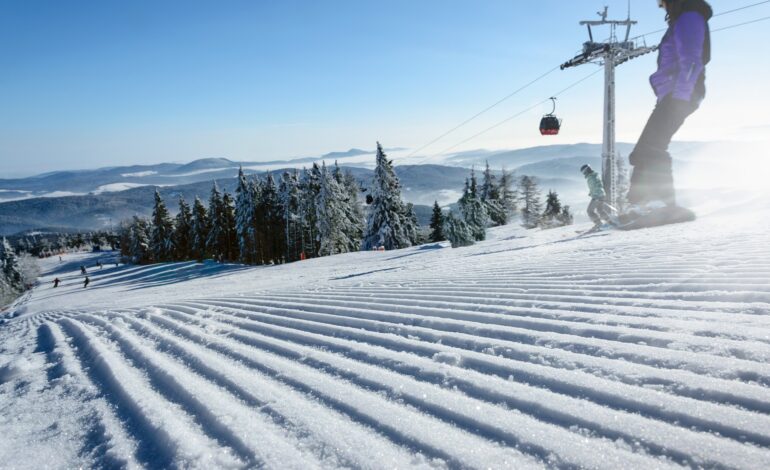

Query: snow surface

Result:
[95,183,159,193]
[1,203,770,469]
[121,171,159,178]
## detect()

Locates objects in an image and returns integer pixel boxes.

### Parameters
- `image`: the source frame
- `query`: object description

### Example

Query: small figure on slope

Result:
[83,276,90,288]
[53,278,60,288]
[80,265,87,275]
[626,0,711,221]
[581,165,615,228]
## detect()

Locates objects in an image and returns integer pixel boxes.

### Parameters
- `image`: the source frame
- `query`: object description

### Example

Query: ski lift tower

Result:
[561,6,656,207]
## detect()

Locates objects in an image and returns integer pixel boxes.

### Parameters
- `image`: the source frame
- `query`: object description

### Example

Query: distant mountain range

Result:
[0,141,727,235]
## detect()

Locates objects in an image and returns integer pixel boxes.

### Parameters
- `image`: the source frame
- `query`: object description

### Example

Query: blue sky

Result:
[1,0,768,176]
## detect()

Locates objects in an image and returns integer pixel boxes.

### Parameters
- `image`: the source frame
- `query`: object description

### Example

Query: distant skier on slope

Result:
[581,165,615,228]
[83,276,90,288]
[53,278,60,288]
[626,0,712,219]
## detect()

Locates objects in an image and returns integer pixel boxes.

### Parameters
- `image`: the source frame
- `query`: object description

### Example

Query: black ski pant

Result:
[587,197,611,225]
[628,95,699,206]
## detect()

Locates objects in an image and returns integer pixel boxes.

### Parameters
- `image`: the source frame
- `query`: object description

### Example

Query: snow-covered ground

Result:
[2,204,770,469]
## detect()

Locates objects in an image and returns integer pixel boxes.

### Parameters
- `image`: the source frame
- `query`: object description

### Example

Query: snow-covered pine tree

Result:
[481,161,506,227]
[316,162,351,256]
[0,239,15,305]
[221,191,237,261]
[0,237,23,292]
[458,170,488,241]
[235,167,256,264]
[340,167,365,252]
[248,176,265,264]
[299,164,322,258]
[261,173,284,264]
[559,205,574,226]
[498,168,517,223]
[428,201,445,242]
[173,197,193,261]
[540,190,564,228]
[404,202,421,246]
[191,196,210,261]
[206,182,227,261]
[519,175,542,229]
[118,220,132,260]
[363,142,411,251]
[443,212,474,248]
[279,170,303,262]
[150,189,175,262]
[128,216,152,264]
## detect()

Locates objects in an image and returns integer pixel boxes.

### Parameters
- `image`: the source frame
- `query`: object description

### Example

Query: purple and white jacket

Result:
[650,0,712,103]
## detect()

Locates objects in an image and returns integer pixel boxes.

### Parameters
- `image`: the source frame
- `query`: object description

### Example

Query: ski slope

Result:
[2,207,770,469]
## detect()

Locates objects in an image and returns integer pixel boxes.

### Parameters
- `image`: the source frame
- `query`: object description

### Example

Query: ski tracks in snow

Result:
[2,222,770,468]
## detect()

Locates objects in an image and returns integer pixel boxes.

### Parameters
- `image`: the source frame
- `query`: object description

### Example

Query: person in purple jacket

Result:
[627,0,712,210]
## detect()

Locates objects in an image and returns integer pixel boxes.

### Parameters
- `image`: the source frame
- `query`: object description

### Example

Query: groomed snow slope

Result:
[2,207,770,469]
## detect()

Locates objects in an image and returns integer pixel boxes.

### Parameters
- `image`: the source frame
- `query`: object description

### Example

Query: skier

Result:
[83,276,90,288]
[53,278,60,288]
[626,0,712,216]
[80,265,87,275]
[581,165,615,227]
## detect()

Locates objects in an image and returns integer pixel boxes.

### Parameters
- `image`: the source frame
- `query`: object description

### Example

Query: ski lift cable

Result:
[405,65,562,160]
[713,0,770,18]
[413,12,769,166]
[711,13,770,32]
[429,67,603,161]
[629,0,770,42]
[403,2,769,167]
[390,4,770,181]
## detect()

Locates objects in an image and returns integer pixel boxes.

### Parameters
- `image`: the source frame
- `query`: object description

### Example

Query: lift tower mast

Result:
[561,6,656,208]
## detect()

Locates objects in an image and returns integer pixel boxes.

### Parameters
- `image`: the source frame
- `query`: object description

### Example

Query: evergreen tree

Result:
[261,173,284,263]
[363,143,411,250]
[248,177,267,264]
[519,175,542,229]
[443,212,474,248]
[316,163,350,256]
[173,197,193,261]
[498,168,517,223]
[559,205,574,226]
[428,201,445,242]
[340,167,365,251]
[118,220,132,259]
[221,191,237,261]
[404,202,421,245]
[191,197,209,261]
[128,216,152,264]
[235,168,256,264]
[481,161,506,226]
[541,190,563,228]
[279,170,303,262]
[299,164,322,258]
[458,170,488,241]
[206,182,227,261]
[0,237,23,292]
[150,190,175,262]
